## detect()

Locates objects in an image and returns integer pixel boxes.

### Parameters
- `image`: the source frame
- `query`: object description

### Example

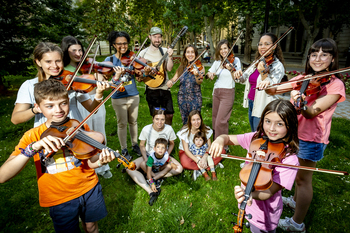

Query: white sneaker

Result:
[217,162,224,169]
[102,170,113,179]
[278,217,305,233]
[193,170,202,181]
[282,195,296,211]
[240,162,245,168]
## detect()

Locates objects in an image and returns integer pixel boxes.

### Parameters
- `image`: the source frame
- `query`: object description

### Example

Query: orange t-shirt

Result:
[11,123,98,207]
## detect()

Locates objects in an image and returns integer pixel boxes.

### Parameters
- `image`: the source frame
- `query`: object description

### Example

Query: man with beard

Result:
[138,27,174,125]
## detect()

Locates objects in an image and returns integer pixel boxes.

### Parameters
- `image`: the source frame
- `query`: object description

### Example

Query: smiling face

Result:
[262,112,287,141]
[68,44,83,65]
[219,43,229,58]
[309,48,334,72]
[35,51,63,79]
[185,47,196,62]
[35,97,69,126]
[149,34,162,48]
[258,35,274,56]
[190,114,202,131]
[153,114,166,131]
[113,37,129,56]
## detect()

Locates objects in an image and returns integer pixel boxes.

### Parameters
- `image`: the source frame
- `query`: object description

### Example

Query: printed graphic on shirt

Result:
[41,147,81,174]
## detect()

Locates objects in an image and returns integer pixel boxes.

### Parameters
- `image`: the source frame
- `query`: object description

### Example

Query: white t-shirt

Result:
[139,46,169,90]
[177,126,213,151]
[15,77,91,127]
[208,58,242,89]
[139,124,177,154]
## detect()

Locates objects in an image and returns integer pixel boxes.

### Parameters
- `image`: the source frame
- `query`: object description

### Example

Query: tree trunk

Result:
[296,2,321,65]
[204,15,215,57]
[243,13,253,63]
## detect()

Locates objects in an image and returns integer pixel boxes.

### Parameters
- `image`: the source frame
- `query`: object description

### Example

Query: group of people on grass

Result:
[0,25,346,233]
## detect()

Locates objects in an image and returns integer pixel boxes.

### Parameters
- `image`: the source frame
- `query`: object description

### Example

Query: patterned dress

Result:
[177,70,202,125]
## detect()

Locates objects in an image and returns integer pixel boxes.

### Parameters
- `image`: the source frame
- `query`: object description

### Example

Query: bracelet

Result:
[143,73,147,78]
[148,178,154,185]
[20,142,39,158]
[95,96,103,101]
[97,160,102,167]
[31,107,37,115]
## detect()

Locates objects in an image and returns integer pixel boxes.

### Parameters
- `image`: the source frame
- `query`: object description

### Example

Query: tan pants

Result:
[111,95,139,150]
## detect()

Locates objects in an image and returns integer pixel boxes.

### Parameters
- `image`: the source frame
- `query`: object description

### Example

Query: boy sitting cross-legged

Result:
[140,138,177,206]
[0,79,116,233]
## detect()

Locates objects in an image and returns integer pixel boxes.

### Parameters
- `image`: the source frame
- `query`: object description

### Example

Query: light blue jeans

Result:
[248,99,260,132]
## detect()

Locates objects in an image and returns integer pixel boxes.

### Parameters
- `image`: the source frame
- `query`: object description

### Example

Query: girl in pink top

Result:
[209,99,300,232]
[276,38,346,232]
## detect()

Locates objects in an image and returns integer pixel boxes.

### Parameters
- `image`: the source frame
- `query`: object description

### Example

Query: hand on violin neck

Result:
[233,70,243,80]
[95,81,110,95]
[167,47,174,57]
[234,186,253,206]
[90,148,116,169]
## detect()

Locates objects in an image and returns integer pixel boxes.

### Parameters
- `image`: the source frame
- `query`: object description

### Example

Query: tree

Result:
[0,0,83,93]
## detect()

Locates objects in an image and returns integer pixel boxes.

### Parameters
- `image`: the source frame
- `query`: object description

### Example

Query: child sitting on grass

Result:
[140,138,177,206]
[0,79,116,233]
[190,131,217,181]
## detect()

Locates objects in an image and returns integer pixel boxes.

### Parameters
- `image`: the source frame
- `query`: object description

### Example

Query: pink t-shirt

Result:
[237,132,299,231]
[290,75,346,144]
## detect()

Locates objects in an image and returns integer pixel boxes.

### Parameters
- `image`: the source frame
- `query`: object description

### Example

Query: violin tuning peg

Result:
[245,213,252,219]
[245,222,250,228]
[232,213,238,216]
[231,222,236,225]
[116,163,121,169]
[121,168,127,173]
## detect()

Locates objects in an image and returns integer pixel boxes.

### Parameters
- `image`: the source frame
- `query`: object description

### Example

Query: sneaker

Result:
[155,178,164,188]
[282,195,296,211]
[132,144,142,156]
[217,162,224,169]
[203,172,211,181]
[122,148,129,156]
[193,170,202,181]
[211,172,217,181]
[149,192,158,206]
[278,217,305,233]
[102,170,113,179]
[240,162,245,168]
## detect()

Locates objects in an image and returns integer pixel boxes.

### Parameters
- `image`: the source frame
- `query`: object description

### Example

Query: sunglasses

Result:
[154,107,166,111]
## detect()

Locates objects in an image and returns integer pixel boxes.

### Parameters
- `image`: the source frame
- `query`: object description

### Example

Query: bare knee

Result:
[83,221,98,233]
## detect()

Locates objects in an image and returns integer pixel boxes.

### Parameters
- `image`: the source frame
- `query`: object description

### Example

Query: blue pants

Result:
[248,99,260,132]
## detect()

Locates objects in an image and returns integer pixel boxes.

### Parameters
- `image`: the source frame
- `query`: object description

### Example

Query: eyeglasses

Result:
[154,107,166,111]
[115,42,128,46]
[257,42,273,47]
[308,53,332,61]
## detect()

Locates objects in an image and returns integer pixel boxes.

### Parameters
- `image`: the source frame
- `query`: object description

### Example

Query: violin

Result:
[41,118,136,170]
[257,52,275,75]
[188,60,205,77]
[222,53,236,71]
[233,138,286,233]
[52,70,127,93]
[80,58,115,76]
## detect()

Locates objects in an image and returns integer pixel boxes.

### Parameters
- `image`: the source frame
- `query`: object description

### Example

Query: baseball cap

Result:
[150,27,163,35]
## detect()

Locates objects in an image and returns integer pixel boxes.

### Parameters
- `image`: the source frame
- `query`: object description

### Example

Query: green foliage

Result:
[0,0,84,78]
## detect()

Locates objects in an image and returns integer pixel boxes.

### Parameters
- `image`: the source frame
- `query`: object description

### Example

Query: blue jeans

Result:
[298,140,327,162]
[248,99,260,132]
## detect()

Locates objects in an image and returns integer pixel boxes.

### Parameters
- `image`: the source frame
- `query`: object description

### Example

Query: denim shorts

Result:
[298,139,327,162]
[49,182,107,233]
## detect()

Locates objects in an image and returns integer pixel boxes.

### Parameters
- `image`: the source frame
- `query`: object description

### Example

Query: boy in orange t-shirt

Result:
[0,79,116,233]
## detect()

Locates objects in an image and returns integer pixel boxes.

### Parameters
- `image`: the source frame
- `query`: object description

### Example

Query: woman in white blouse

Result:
[206,39,241,141]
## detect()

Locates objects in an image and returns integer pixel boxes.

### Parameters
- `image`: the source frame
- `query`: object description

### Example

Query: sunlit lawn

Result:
[0,60,349,232]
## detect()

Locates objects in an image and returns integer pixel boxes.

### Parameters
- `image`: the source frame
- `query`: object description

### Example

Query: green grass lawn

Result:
[0,61,349,233]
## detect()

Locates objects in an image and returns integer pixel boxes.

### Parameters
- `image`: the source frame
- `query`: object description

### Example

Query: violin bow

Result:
[88,41,100,74]
[214,30,244,74]
[65,35,97,90]
[220,154,349,176]
[171,47,208,85]
[240,27,293,77]
[264,66,350,94]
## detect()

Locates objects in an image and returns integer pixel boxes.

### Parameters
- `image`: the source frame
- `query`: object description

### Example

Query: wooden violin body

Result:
[233,138,286,232]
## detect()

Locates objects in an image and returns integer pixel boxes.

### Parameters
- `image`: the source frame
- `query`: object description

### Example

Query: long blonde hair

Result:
[33,42,63,82]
